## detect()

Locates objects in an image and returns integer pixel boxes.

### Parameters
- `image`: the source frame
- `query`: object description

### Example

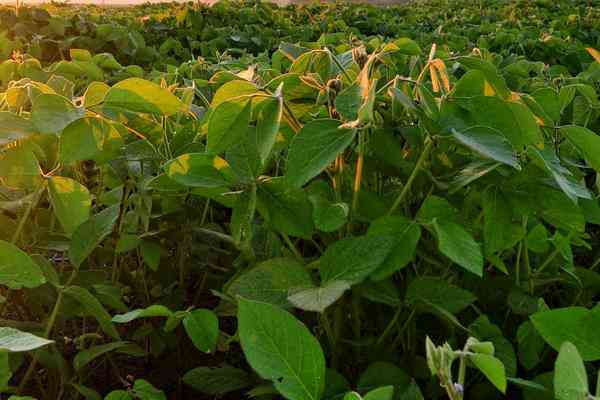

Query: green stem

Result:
[282,233,302,261]
[18,270,77,395]
[388,137,433,215]
[376,305,402,345]
[535,230,575,276]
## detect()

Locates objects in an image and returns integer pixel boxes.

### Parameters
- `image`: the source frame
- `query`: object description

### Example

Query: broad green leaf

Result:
[451,126,520,169]
[207,98,252,154]
[112,305,174,323]
[319,234,396,285]
[343,392,362,400]
[364,386,394,400]
[286,119,355,188]
[312,199,348,232]
[458,96,542,149]
[0,112,37,145]
[84,82,110,108]
[367,216,421,280]
[182,365,252,395]
[470,316,517,378]
[105,390,133,400]
[287,280,350,313]
[238,298,326,400]
[335,83,362,121]
[256,178,314,238]
[483,186,514,254]
[357,362,411,394]
[183,309,219,354]
[132,379,166,400]
[561,125,600,172]
[104,78,185,116]
[433,220,483,277]
[0,145,42,189]
[211,80,257,107]
[74,341,132,371]
[60,117,123,164]
[0,327,53,352]
[405,277,476,314]
[140,240,161,271]
[70,48,92,62]
[416,195,459,223]
[255,95,283,163]
[0,240,46,289]
[517,321,545,370]
[531,307,600,361]
[64,285,120,340]
[48,176,91,235]
[451,69,488,98]
[529,146,591,202]
[554,342,588,400]
[69,205,119,268]
[165,153,233,188]
[227,258,313,308]
[470,354,507,393]
[458,57,510,99]
[31,93,83,134]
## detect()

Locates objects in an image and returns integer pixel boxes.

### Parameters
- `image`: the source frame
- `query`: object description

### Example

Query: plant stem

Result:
[11,186,44,245]
[376,305,402,345]
[18,270,77,395]
[535,230,574,276]
[388,137,433,215]
[351,129,365,223]
[281,233,302,260]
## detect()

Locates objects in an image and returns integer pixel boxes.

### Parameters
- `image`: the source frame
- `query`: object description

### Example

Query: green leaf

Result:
[182,365,252,395]
[140,240,161,271]
[319,234,396,285]
[48,176,91,236]
[238,298,326,400]
[69,205,120,268]
[31,93,83,134]
[227,258,313,308]
[433,220,483,277]
[105,390,133,400]
[71,383,102,400]
[183,309,219,354]
[64,286,120,340]
[451,126,520,169]
[561,125,600,172]
[59,117,123,164]
[312,199,348,232]
[287,280,350,313]
[458,57,511,99]
[207,98,252,154]
[164,153,233,188]
[84,82,110,108]
[256,178,314,238]
[112,305,173,323]
[470,353,507,393]
[357,362,411,394]
[0,327,53,351]
[74,341,133,371]
[255,95,283,163]
[529,146,590,202]
[367,216,421,280]
[0,145,42,189]
[0,241,46,289]
[416,196,459,224]
[531,307,600,361]
[132,379,166,400]
[517,321,545,370]
[554,342,588,400]
[483,186,514,254]
[364,386,394,400]
[286,119,355,188]
[405,277,476,314]
[0,112,37,145]
[104,78,185,116]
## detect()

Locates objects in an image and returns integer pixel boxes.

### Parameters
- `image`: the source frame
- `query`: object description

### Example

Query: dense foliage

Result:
[0,0,599,399]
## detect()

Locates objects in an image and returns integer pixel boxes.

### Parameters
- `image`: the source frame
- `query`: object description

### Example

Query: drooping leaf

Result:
[286,119,355,188]
[561,125,600,172]
[182,309,219,354]
[238,298,326,400]
[48,176,91,235]
[553,342,588,400]
[0,240,46,289]
[69,205,119,268]
[433,220,483,277]
[112,305,174,323]
[227,258,313,308]
[64,285,120,340]
[287,280,350,313]
[0,327,53,352]
[319,234,396,285]
[451,126,520,169]
[470,354,507,393]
